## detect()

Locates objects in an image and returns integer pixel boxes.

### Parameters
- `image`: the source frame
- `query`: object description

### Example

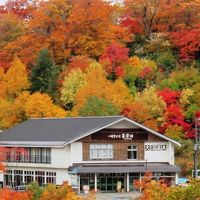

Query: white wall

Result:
[52,146,71,168]
[144,142,172,163]
[70,142,82,164]
[0,172,3,182]
[55,169,70,185]
[169,142,175,165]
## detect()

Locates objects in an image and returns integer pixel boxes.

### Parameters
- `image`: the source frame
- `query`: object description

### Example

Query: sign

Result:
[108,133,134,140]
[92,129,148,141]
[145,144,167,151]
[83,185,89,194]
[194,144,200,151]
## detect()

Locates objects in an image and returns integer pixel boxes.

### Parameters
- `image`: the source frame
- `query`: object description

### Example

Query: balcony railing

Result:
[5,155,51,164]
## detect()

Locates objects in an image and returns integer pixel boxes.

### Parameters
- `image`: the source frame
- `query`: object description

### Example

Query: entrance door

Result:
[80,174,95,192]
[80,173,125,192]
[97,173,125,192]
[129,173,140,191]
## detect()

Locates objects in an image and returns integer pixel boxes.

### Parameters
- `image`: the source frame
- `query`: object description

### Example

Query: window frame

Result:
[89,144,113,160]
[127,145,138,160]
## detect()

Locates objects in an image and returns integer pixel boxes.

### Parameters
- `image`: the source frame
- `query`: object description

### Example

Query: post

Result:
[78,175,80,194]
[194,118,200,178]
[175,172,178,185]
[139,173,142,192]
[194,144,198,178]
[94,173,97,192]
[22,170,25,184]
[127,173,129,192]
[145,159,148,171]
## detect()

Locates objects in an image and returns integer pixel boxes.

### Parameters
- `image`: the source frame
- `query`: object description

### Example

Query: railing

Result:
[5,155,51,164]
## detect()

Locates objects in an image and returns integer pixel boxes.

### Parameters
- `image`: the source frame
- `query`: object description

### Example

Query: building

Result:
[0,116,181,192]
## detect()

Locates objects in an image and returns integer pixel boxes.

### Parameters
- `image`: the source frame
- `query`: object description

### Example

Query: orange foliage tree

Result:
[135,172,169,200]
[3,0,72,67]
[0,188,31,200]
[125,0,200,36]
[0,13,25,70]
[40,182,82,200]
[67,0,128,58]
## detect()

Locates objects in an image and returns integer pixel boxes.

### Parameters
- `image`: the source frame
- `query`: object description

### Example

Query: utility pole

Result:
[194,118,200,178]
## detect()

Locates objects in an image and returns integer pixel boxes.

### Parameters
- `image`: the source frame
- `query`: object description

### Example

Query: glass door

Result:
[97,173,125,192]
[129,173,140,191]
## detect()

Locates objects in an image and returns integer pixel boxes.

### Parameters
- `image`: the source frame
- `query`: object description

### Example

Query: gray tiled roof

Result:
[70,163,181,173]
[0,116,123,146]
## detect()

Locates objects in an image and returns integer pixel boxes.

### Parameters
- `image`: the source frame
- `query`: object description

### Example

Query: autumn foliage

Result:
[0,188,31,200]
[0,0,200,179]
[136,172,200,200]
[0,182,93,200]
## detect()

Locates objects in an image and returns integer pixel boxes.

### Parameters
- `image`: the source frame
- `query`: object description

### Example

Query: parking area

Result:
[79,191,141,200]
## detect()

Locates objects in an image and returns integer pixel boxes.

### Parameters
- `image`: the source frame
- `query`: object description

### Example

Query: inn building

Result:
[0,116,181,192]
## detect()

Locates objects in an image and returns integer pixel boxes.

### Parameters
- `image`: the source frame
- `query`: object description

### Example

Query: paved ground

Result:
[79,191,141,200]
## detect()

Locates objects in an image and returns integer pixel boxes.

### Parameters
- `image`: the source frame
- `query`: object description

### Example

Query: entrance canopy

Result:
[69,163,180,174]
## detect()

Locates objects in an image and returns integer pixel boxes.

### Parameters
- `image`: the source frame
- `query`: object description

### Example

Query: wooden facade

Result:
[79,128,165,161]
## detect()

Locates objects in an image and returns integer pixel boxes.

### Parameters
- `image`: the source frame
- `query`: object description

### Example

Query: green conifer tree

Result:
[30,49,59,100]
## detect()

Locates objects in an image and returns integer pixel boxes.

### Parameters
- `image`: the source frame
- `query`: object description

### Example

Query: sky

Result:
[0,0,6,5]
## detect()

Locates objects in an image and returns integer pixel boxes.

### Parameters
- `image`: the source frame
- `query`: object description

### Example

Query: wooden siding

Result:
[78,128,166,161]
[83,141,144,161]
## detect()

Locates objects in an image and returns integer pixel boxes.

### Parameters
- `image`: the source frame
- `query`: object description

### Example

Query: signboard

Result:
[194,144,200,151]
[92,129,148,141]
[144,142,169,162]
[145,144,167,151]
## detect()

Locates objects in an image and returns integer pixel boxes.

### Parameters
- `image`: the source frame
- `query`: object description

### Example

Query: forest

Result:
[0,0,200,177]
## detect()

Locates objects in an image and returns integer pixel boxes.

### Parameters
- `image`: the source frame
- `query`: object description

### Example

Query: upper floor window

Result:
[127,145,137,160]
[5,147,51,164]
[90,144,113,159]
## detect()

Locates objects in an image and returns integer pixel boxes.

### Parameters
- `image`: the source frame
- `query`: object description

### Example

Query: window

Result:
[46,172,56,184]
[3,170,57,187]
[14,170,23,187]
[90,144,113,159]
[5,147,51,164]
[24,171,34,185]
[35,171,45,186]
[127,145,137,160]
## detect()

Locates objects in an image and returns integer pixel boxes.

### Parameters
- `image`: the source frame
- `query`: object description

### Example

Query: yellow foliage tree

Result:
[25,92,66,118]
[165,124,184,140]
[0,68,6,98]
[72,64,132,115]
[126,56,157,78]
[123,101,153,123]
[13,91,31,121]
[143,119,159,131]
[192,82,200,107]
[106,79,133,109]
[72,64,109,115]
[135,86,166,118]
[61,68,86,109]
[0,98,17,129]
[180,88,194,109]
[4,56,30,98]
